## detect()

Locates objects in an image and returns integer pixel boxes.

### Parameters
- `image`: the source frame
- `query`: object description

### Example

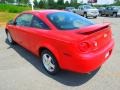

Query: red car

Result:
[5,10,114,75]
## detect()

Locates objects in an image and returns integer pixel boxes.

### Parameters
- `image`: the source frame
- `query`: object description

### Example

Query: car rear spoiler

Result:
[76,23,110,35]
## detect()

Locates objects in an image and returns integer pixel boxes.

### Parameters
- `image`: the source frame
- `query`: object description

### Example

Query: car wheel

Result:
[73,11,76,13]
[41,50,60,75]
[6,31,15,44]
[99,12,102,16]
[93,16,97,18]
[84,13,88,18]
[113,12,117,17]
[105,14,109,17]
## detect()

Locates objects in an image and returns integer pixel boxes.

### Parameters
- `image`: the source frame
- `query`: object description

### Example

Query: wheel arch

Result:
[5,28,8,34]
[38,45,61,68]
[84,11,87,14]
[38,46,61,67]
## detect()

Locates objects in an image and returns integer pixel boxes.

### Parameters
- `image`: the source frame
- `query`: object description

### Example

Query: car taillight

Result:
[79,42,90,52]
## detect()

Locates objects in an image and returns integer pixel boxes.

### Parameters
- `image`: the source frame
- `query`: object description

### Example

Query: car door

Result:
[13,13,33,49]
[106,7,112,15]
[104,7,109,15]
[108,7,113,15]
[80,7,84,15]
[78,6,83,15]
[24,15,50,54]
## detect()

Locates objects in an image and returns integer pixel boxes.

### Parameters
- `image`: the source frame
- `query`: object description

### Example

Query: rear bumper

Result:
[60,39,114,73]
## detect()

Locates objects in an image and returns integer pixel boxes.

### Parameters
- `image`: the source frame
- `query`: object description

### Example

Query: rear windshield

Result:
[47,12,95,30]
[84,5,95,9]
[66,7,75,9]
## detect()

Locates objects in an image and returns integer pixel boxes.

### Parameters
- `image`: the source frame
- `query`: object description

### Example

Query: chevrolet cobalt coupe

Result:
[5,10,114,75]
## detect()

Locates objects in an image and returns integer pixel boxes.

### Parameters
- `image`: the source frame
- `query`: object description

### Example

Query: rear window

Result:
[66,7,75,9]
[47,12,95,30]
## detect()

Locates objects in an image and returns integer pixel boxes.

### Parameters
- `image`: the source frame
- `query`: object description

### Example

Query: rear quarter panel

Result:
[35,31,76,68]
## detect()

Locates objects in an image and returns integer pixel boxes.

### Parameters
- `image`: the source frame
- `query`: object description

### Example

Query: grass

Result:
[0,4,32,13]
[0,4,37,28]
[0,12,18,27]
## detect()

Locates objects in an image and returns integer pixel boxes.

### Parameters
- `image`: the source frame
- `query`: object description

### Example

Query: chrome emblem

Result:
[104,34,108,38]
[105,52,110,58]
[93,41,98,47]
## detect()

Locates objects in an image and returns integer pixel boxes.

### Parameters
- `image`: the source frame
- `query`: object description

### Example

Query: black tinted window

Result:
[32,16,49,29]
[15,14,33,27]
[48,12,94,30]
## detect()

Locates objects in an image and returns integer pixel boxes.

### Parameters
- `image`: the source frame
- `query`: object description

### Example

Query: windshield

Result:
[84,5,95,9]
[100,7,105,9]
[66,7,75,9]
[47,12,95,30]
[112,6,119,10]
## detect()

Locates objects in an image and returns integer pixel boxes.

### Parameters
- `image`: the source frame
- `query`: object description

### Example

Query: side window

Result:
[78,6,82,9]
[15,14,33,27]
[31,16,49,29]
[107,7,111,10]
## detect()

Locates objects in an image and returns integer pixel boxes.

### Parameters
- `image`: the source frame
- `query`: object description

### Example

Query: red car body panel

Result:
[6,10,114,73]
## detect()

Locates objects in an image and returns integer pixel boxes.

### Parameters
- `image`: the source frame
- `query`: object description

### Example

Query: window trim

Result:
[31,15,50,30]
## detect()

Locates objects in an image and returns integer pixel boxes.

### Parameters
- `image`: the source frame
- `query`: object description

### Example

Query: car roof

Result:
[66,7,75,8]
[22,10,64,15]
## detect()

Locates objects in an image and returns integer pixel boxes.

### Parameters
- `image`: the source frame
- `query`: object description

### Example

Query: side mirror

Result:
[8,19,17,25]
[13,22,17,25]
[8,19,14,25]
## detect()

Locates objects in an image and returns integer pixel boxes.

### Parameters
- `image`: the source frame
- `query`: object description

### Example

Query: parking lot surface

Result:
[0,17,120,90]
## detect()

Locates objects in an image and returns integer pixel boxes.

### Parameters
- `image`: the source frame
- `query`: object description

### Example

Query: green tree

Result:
[39,0,48,9]
[48,0,56,9]
[57,0,64,9]
[6,0,14,3]
[57,0,64,5]
[71,0,77,3]
[64,0,70,7]
[18,0,28,4]
[34,0,38,7]
[1,0,4,3]
[70,0,77,7]
[39,0,44,8]
[114,0,120,5]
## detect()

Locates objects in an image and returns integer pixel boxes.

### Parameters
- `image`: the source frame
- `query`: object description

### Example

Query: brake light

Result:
[79,42,90,52]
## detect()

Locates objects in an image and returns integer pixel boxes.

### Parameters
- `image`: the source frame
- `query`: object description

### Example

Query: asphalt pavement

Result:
[0,17,120,90]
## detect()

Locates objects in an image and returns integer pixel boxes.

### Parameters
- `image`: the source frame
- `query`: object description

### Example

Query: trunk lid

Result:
[75,23,112,51]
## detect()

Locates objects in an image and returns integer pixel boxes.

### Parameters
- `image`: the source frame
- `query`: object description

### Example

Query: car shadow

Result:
[5,40,100,86]
[99,15,120,18]
[87,17,97,19]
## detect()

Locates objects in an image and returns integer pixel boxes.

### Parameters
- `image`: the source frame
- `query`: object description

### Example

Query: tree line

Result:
[34,0,81,9]
[114,0,120,5]
[0,0,81,9]
[0,0,120,9]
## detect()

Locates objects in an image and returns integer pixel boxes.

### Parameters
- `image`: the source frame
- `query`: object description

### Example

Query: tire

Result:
[113,12,117,17]
[83,12,87,18]
[93,16,97,18]
[41,50,60,75]
[6,31,15,44]
[99,12,102,16]
[73,11,76,13]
